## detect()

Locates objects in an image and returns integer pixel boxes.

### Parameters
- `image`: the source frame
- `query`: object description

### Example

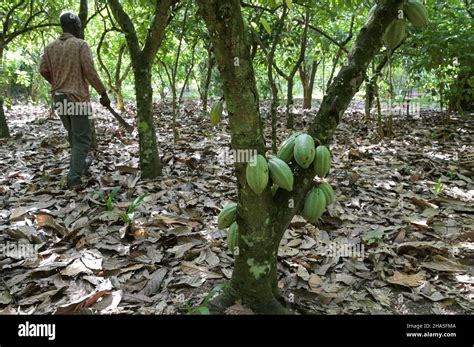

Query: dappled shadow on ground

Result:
[0,101,472,314]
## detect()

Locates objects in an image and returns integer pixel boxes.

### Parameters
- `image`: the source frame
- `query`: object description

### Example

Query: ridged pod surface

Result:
[210,101,223,125]
[227,222,239,253]
[384,19,407,50]
[277,132,301,163]
[303,188,326,223]
[318,182,335,205]
[268,156,294,192]
[313,145,331,177]
[246,154,269,194]
[217,202,237,229]
[404,0,428,27]
[293,134,315,169]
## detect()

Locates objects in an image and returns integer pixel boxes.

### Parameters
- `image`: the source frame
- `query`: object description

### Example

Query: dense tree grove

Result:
[0,0,472,317]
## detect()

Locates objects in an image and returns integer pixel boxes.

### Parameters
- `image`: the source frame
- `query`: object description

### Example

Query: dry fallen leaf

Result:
[387,271,426,287]
[180,261,222,279]
[421,255,468,272]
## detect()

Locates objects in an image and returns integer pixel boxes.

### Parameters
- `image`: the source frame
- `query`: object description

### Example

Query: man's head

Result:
[60,11,82,38]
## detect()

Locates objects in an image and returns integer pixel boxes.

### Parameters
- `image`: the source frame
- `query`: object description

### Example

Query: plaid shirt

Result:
[39,33,106,102]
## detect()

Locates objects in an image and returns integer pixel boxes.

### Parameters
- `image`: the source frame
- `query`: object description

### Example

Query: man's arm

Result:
[79,42,110,106]
[39,50,52,84]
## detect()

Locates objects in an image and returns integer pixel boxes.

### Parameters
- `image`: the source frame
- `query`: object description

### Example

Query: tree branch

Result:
[142,0,175,64]
[108,0,141,63]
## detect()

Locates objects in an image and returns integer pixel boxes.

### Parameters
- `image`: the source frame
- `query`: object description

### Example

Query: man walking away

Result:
[39,11,110,189]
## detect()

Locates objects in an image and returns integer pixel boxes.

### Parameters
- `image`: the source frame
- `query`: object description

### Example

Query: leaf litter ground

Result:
[0,101,472,314]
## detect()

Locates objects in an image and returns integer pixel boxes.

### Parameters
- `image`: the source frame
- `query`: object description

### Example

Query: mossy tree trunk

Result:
[262,6,288,152]
[273,9,309,129]
[299,59,319,109]
[201,45,215,114]
[198,0,404,314]
[309,1,405,144]
[0,1,56,138]
[364,40,405,120]
[109,0,175,178]
[98,36,131,113]
[0,43,10,138]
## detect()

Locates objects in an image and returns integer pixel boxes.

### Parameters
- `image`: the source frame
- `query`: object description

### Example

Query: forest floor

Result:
[0,100,473,314]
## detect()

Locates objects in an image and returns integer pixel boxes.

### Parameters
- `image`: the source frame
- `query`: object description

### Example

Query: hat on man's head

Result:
[59,11,82,28]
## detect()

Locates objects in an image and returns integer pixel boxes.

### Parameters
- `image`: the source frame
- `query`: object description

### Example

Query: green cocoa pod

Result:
[293,133,315,169]
[404,0,428,27]
[217,202,237,229]
[384,19,407,51]
[313,145,331,177]
[246,154,269,194]
[210,101,223,125]
[268,156,294,192]
[302,188,326,223]
[227,221,239,253]
[319,182,335,205]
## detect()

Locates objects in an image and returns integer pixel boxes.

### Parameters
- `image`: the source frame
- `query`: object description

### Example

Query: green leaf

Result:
[363,230,384,245]
[434,177,443,194]
[193,306,210,315]
[202,283,226,305]
[286,0,293,10]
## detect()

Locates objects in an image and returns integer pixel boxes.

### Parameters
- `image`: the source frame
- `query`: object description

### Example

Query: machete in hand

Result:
[105,104,134,134]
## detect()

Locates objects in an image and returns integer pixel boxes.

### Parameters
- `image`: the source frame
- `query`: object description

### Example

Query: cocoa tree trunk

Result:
[365,55,388,119]
[202,47,214,114]
[365,41,404,120]
[78,0,88,40]
[134,65,162,177]
[115,84,125,112]
[113,45,131,112]
[272,8,309,129]
[310,1,404,144]
[299,59,318,109]
[197,0,287,313]
[109,0,173,178]
[0,42,10,138]
[267,7,287,152]
[0,98,8,138]
[179,41,197,104]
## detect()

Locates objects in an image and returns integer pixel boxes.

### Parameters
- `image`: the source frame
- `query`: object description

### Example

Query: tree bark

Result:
[78,0,88,39]
[178,42,197,104]
[168,2,190,141]
[0,98,9,138]
[273,9,309,129]
[365,55,388,119]
[135,65,162,178]
[266,7,287,152]
[201,47,214,114]
[109,0,174,178]
[0,43,10,138]
[365,40,404,120]
[310,0,404,144]
[299,59,318,109]
[197,0,288,313]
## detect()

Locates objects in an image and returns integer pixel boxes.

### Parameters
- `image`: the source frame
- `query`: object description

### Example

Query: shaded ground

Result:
[0,100,472,314]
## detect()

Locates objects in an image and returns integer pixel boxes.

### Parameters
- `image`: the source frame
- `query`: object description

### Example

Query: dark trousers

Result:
[54,94,91,185]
